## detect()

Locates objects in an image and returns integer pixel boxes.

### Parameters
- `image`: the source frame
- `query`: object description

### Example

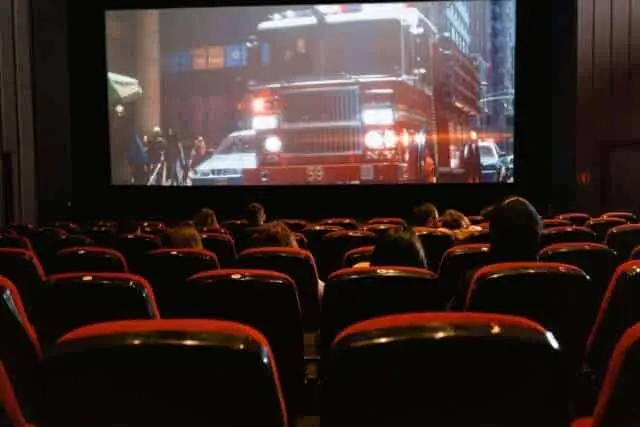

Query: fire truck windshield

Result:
[254,19,404,83]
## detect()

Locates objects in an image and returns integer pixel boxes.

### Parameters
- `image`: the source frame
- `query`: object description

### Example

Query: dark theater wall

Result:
[576,0,640,213]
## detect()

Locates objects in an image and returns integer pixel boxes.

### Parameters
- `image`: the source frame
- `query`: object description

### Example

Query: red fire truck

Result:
[193,4,480,185]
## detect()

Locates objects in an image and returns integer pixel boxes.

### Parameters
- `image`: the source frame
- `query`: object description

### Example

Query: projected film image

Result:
[107,1,515,186]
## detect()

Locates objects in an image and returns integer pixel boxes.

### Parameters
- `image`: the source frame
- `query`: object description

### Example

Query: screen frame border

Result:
[66,0,570,220]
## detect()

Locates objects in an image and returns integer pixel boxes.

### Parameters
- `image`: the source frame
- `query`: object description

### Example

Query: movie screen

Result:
[106,1,515,186]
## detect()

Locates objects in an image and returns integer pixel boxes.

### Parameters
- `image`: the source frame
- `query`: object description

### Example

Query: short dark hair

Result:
[489,196,542,260]
[370,229,428,269]
[246,203,265,226]
[412,203,439,226]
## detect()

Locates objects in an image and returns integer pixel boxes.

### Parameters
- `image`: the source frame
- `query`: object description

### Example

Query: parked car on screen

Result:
[478,141,508,183]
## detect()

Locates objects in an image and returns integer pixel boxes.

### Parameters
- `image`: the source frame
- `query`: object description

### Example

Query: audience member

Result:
[168,225,203,249]
[440,209,483,240]
[355,229,428,269]
[487,196,542,262]
[246,203,267,227]
[412,203,439,228]
[248,221,298,249]
[193,208,219,231]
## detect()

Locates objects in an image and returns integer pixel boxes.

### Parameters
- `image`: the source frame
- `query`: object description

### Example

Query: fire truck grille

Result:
[280,87,360,123]
[282,127,362,154]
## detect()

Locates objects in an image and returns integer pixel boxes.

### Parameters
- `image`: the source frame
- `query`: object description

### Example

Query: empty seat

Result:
[539,243,618,306]
[605,224,640,260]
[0,249,46,316]
[137,221,166,232]
[139,248,219,311]
[0,234,32,251]
[33,273,159,348]
[51,221,81,234]
[43,319,288,427]
[179,270,303,415]
[53,247,128,274]
[585,260,640,382]
[113,233,162,273]
[301,225,343,256]
[6,225,35,238]
[467,262,595,372]
[343,246,375,268]
[318,218,359,230]
[574,323,640,427]
[367,218,407,227]
[85,224,117,247]
[237,247,320,328]
[0,361,33,427]
[201,232,237,267]
[414,228,455,272]
[544,219,573,229]
[602,211,637,223]
[0,276,42,425]
[323,313,568,427]
[281,219,309,232]
[319,231,377,279]
[541,226,597,248]
[558,213,592,226]
[586,218,627,242]
[438,243,491,308]
[362,223,402,238]
[320,267,441,358]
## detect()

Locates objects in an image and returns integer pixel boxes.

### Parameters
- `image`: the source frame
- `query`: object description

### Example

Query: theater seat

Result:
[467,262,595,372]
[139,248,219,311]
[201,232,237,267]
[558,213,592,226]
[544,219,573,229]
[0,362,33,427]
[0,234,32,251]
[362,223,402,238]
[113,233,162,273]
[85,224,117,247]
[318,218,359,230]
[343,246,375,268]
[576,323,640,427]
[32,273,159,348]
[179,269,303,416]
[605,224,640,260]
[541,226,597,248]
[0,249,46,316]
[44,319,288,427]
[414,228,455,272]
[318,231,377,280]
[438,243,491,308]
[237,247,320,328]
[320,267,441,359]
[539,243,618,306]
[586,218,627,242]
[585,260,640,383]
[602,211,638,223]
[367,218,407,227]
[293,232,308,249]
[0,277,42,425]
[323,313,568,427]
[301,225,343,256]
[53,247,128,274]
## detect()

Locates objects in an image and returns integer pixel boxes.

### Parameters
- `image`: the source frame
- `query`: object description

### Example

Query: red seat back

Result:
[54,246,128,274]
[45,319,288,427]
[34,273,159,348]
[323,313,567,427]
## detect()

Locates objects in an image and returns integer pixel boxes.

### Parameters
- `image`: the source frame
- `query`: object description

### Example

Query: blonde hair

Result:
[193,208,218,230]
[168,225,203,249]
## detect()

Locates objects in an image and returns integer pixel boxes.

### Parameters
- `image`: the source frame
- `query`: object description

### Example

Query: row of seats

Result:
[3,305,640,427]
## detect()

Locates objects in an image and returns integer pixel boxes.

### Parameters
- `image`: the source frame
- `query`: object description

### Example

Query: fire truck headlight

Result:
[364,131,385,150]
[362,108,394,126]
[252,115,279,130]
[264,136,283,153]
